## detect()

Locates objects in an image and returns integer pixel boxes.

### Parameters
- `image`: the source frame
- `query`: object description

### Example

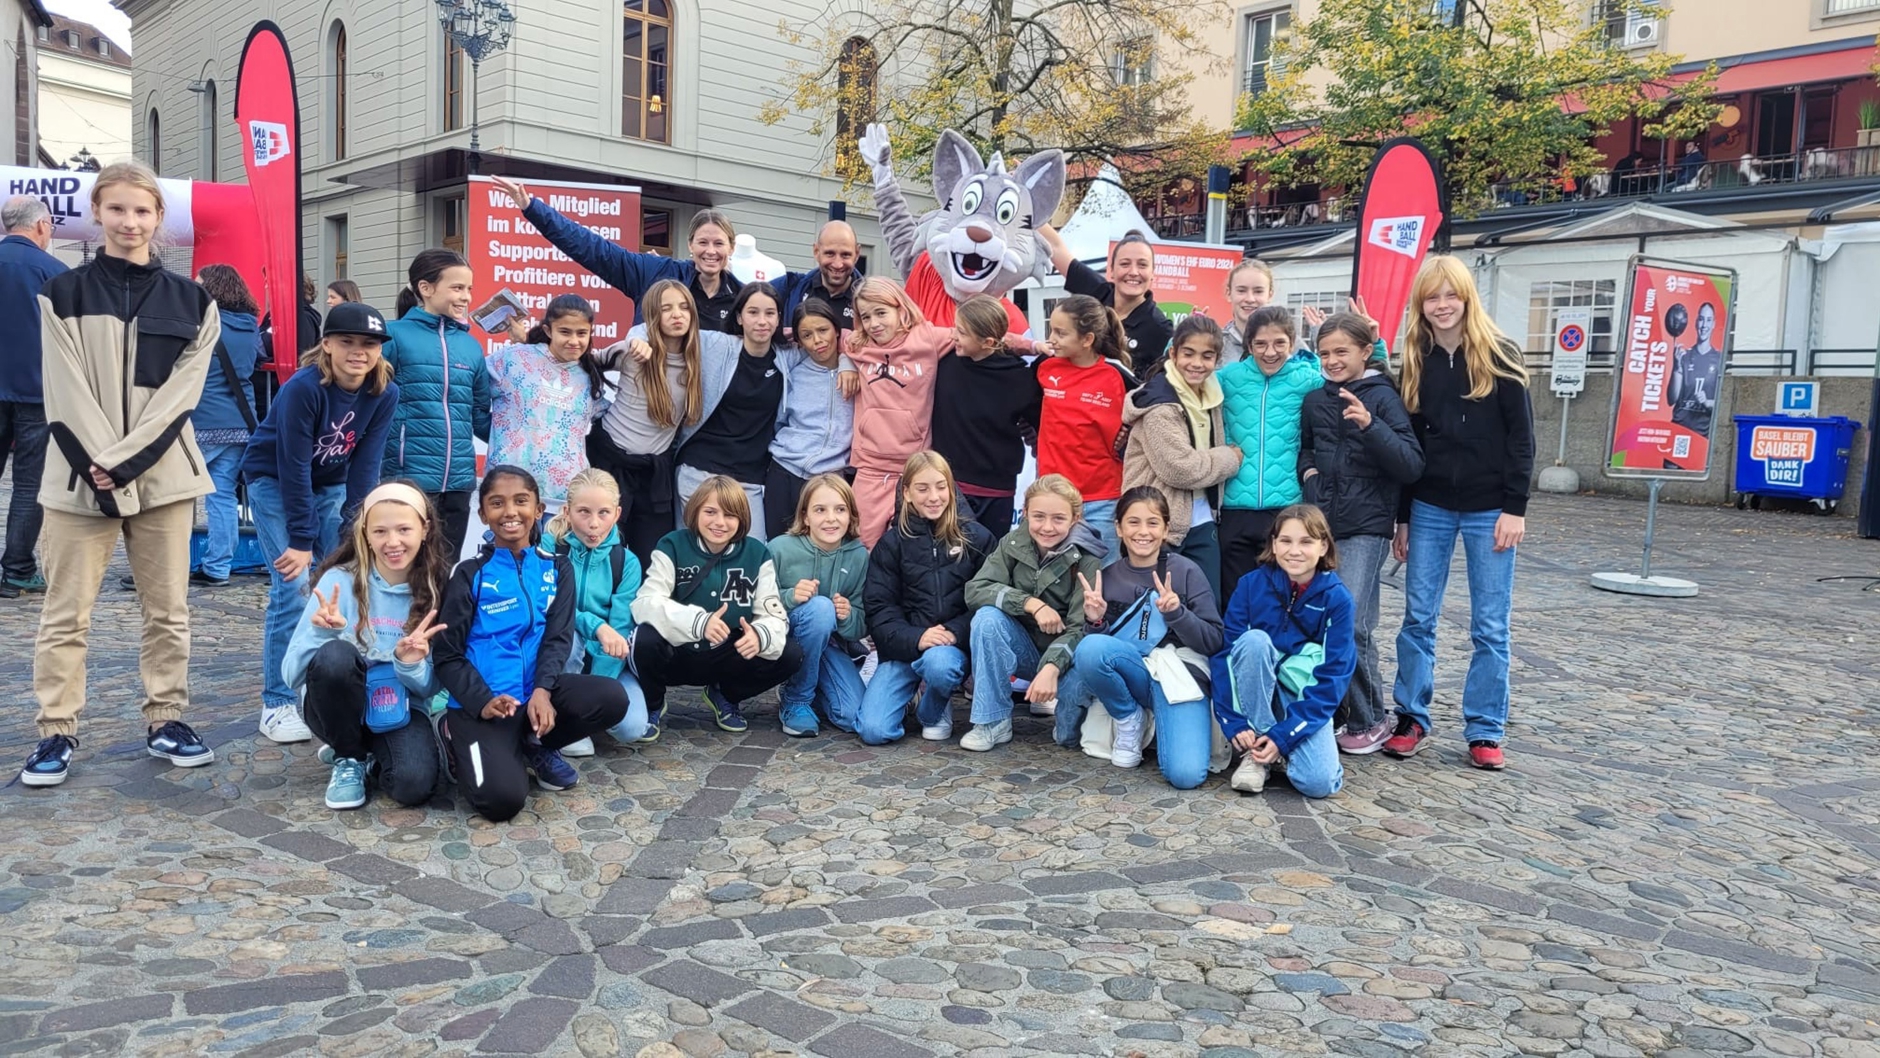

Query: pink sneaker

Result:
[1336,716,1394,755]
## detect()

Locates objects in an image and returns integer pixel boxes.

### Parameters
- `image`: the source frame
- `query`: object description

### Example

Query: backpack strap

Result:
[610,546,628,595]
[212,338,258,431]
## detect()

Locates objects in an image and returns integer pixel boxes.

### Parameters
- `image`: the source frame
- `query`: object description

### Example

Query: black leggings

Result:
[629,624,804,715]
[1219,507,1282,596]
[438,674,630,822]
[589,441,674,567]
[764,460,807,541]
[428,491,473,559]
[301,640,441,807]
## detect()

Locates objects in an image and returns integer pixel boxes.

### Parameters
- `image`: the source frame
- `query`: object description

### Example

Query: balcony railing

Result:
[1521,347,1876,377]
[1146,197,1350,240]
[1486,144,1880,209]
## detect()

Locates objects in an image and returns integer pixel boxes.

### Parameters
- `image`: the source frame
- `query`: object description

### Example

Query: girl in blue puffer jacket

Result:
[381,248,491,556]
[1217,305,1320,591]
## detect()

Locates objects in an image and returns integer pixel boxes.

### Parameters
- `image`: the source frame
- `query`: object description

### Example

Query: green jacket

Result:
[768,534,869,641]
[964,522,1106,672]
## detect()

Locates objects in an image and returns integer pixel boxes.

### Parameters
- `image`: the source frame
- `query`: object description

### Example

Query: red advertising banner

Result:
[1350,138,1447,348]
[234,22,304,379]
[1117,240,1244,326]
[1606,256,1736,479]
[466,176,642,350]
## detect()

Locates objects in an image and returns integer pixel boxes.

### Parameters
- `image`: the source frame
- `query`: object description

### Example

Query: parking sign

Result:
[1776,381,1818,418]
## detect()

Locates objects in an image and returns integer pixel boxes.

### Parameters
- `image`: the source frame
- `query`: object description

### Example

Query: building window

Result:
[1599,0,1661,48]
[444,36,465,132]
[1244,11,1291,97]
[199,80,218,181]
[641,207,671,255]
[1826,0,1880,12]
[1112,36,1154,87]
[147,108,161,175]
[622,0,672,143]
[329,215,349,280]
[332,24,349,161]
[97,38,110,58]
[437,194,466,254]
[1527,279,1618,355]
[14,30,28,166]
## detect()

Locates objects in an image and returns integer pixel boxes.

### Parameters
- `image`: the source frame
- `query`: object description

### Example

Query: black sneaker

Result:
[189,570,229,587]
[705,688,747,733]
[118,574,137,591]
[19,735,77,786]
[638,707,663,743]
[146,720,215,767]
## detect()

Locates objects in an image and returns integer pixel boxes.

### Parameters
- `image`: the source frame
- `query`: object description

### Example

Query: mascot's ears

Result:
[932,130,1067,227]
[932,130,984,209]
[1015,149,1066,227]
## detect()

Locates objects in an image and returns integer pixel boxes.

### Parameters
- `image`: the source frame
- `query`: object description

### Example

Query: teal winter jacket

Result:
[545,526,642,681]
[1217,351,1321,510]
[380,308,491,492]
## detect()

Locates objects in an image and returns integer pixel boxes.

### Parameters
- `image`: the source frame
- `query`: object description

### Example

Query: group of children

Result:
[18,166,1534,828]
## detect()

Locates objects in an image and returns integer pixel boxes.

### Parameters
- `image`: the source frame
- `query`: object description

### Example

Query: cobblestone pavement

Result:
[2,491,1880,1057]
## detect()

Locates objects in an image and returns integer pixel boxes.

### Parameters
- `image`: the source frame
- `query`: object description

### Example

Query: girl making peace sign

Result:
[284,482,451,811]
[1055,487,1224,788]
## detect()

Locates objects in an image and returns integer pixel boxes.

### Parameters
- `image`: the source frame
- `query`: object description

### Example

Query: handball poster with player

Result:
[1605,256,1736,479]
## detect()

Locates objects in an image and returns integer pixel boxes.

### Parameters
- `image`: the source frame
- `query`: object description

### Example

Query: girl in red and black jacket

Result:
[1036,294,1136,564]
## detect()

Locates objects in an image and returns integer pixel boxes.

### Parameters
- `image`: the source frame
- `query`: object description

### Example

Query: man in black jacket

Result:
[0,196,68,598]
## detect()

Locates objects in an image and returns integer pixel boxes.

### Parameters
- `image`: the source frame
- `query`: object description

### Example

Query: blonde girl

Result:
[1383,255,1533,771]
[769,474,869,737]
[1222,259,1276,364]
[543,468,651,748]
[845,276,962,546]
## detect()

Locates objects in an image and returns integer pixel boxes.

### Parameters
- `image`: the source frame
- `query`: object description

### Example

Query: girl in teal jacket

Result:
[769,474,869,738]
[1217,305,1320,591]
[543,468,649,750]
[380,248,491,555]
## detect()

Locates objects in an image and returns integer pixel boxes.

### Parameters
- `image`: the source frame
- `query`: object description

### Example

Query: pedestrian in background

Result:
[189,264,263,587]
[0,195,68,599]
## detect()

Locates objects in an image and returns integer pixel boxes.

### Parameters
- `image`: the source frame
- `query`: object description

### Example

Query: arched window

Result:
[332,23,349,160]
[622,0,672,143]
[836,37,877,175]
[199,80,218,180]
[148,108,162,175]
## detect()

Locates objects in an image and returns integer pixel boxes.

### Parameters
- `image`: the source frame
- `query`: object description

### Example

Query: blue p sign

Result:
[1777,381,1818,417]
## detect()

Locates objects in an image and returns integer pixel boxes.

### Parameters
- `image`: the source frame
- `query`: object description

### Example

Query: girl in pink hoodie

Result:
[845,277,960,547]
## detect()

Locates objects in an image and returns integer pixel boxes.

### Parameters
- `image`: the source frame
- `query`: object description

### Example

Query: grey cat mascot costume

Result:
[857,122,1065,335]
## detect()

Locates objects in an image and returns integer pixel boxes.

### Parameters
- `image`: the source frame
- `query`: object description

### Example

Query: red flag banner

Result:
[1350,139,1447,349]
[235,22,304,380]
[1605,256,1736,479]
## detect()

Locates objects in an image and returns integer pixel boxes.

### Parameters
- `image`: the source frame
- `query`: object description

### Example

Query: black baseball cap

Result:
[324,302,388,340]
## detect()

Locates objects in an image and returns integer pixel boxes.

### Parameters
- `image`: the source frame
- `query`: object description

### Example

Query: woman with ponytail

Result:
[1038,226,1174,378]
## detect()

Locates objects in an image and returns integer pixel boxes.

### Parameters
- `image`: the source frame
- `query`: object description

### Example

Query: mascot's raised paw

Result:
[858,123,894,180]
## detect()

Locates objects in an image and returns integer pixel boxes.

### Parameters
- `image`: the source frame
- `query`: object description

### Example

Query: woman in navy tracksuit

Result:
[432,466,629,822]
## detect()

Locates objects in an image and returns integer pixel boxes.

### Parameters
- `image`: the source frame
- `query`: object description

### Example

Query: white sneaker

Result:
[1028,697,1057,718]
[960,719,1013,752]
[560,737,596,758]
[1229,757,1269,793]
[920,714,953,741]
[259,701,312,743]
[1111,709,1145,768]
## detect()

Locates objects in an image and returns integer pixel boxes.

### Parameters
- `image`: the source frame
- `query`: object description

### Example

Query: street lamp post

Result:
[435,0,517,174]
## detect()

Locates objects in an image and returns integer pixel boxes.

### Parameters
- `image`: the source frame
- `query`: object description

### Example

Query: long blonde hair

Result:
[637,279,704,428]
[1400,255,1527,413]
[851,276,927,348]
[307,484,445,651]
[896,450,965,550]
[544,467,621,542]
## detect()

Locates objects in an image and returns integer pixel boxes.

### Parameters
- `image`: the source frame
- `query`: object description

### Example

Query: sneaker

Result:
[1469,741,1507,770]
[705,688,748,733]
[1381,715,1427,759]
[560,737,596,758]
[780,703,819,738]
[638,708,663,743]
[920,713,954,742]
[1028,697,1058,718]
[0,573,45,598]
[259,701,313,743]
[18,734,76,787]
[1111,709,1145,769]
[317,744,337,766]
[118,573,137,591]
[147,721,215,767]
[526,743,579,791]
[324,756,370,810]
[189,570,229,587]
[960,719,1013,752]
[1229,757,1269,793]
[1336,716,1395,756]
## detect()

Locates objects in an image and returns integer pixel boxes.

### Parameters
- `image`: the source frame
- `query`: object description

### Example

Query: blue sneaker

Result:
[147,721,215,767]
[526,743,579,791]
[779,703,818,738]
[19,735,76,787]
[639,708,663,743]
[706,688,748,733]
[0,573,46,599]
[325,756,371,810]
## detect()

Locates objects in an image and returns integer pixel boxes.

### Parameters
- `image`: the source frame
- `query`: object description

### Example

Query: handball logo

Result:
[1366,216,1425,258]
[249,121,291,166]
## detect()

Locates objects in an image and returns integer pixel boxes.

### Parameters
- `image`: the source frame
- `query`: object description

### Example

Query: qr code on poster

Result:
[1672,435,1691,459]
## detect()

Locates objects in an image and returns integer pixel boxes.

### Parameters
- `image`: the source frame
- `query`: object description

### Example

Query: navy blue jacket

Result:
[1211,564,1356,757]
[523,198,742,329]
[863,515,996,663]
[380,307,491,492]
[434,540,575,711]
[0,234,68,402]
[194,309,262,433]
[776,269,860,333]
[242,366,398,550]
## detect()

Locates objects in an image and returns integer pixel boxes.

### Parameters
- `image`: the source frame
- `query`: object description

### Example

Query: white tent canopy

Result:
[1057,163,1157,264]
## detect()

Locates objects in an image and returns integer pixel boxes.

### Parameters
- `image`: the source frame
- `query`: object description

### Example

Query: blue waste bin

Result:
[1732,414,1861,513]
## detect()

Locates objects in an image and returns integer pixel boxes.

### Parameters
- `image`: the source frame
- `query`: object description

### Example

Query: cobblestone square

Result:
[2,492,1879,1057]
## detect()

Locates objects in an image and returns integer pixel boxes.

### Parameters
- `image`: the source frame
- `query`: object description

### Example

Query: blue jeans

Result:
[1082,500,1117,565]
[1393,500,1515,744]
[779,596,865,731]
[197,443,246,579]
[1336,534,1390,731]
[855,643,966,744]
[1066,634,1213,789]
[1225,629,1343,798]
[249,474,345,708]
[564,638,650,742]
[969,608,1043,725]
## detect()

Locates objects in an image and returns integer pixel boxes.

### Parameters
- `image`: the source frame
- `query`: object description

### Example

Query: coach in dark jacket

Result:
[0,195,69,597]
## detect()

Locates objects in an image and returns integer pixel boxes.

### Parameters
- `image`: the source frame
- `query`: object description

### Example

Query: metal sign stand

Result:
[1537,392,1580,492]
[1591,478,1699,596]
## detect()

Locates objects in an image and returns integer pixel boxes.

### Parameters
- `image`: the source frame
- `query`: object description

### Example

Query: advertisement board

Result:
[1605,256,1737,479]
[1119,240,1244,326]
[1350,138,1447,348]
[465,176,643,349]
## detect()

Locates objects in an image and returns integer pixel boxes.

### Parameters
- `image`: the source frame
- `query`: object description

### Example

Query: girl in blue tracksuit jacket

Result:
[381,248,491,556]
[1211,503,1356,799]
[432,466,629,823]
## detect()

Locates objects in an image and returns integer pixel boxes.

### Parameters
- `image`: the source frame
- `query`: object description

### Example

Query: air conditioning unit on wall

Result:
[1627,14,1661,47]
